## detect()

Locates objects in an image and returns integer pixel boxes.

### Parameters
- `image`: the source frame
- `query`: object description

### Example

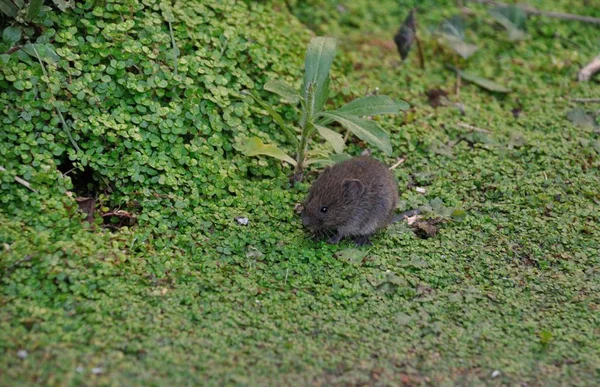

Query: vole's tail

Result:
[391,208,421,223]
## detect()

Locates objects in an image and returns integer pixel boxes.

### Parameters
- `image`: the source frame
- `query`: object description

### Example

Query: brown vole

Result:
[301,156,399,246]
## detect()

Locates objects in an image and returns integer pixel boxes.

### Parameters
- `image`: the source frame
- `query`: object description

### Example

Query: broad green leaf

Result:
[440,15,466,41]
[319,111,392,155]
[451,67,511,93]
[439,16,478,59]
[242,137,296,166]
[442,36,478,59]
[2,26,21,45]
[264,79,300,104]
[490,6,527,41]
[490,5,527,29]
[336,95,409,116]
[302,37,337,117]
[314,124,344,153]
[26,0,43,21]
[0,0,19,18]
[247,91,298,145]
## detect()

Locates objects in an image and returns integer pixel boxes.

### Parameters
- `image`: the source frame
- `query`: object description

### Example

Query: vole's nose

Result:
[301,214,310,227]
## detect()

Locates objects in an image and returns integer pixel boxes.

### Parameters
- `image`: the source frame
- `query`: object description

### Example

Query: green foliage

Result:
[489,5,528,41]
[438,15,479,59]
[1,0,600,385]
[0,0,310,225]
[244,36,408,177]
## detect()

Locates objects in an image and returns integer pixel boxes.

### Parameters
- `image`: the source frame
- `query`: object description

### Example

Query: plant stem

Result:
[32,46,81,153]
[294,121,311,178]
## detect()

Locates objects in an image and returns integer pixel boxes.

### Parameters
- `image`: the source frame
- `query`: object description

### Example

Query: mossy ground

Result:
[1,0,599,385]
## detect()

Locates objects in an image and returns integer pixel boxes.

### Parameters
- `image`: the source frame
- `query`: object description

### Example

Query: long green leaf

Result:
[439,16,478,59]
[450,67,511,93]
[302,37,337,117]
[0,0,19,18]
[319,112,392,155]
[336,95,409,116]
[489,6,527,41]
[314,124,344,153]
[264,79,300,104]
[248,91,298,145]
[26,0,43,21]
[242,137,296,166]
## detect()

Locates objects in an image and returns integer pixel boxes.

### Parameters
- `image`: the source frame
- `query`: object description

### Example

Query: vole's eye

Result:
[320,206,328,213]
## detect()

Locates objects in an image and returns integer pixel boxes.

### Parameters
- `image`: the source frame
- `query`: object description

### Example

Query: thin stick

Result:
[389,157,406,170]
[32,46,81,153]
[457,121,492,133]
[0,166,38,193]
[469,0,600,25]
[578,54,600,82]
[570,98,600,103]
[167,20,178,76]
[415,35,425,70]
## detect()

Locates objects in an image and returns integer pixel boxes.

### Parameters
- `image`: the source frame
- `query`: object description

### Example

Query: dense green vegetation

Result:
[1,0,599,384]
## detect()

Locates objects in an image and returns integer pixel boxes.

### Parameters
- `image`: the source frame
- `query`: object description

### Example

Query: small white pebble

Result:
[91,367,103,375]
[235,217,249,225]
[17,350,27,359]
[491,370,501,378]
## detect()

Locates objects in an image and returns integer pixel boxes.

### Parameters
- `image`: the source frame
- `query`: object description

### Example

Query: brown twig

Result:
[0,166,38,193]
[570,98,600,103]
[389,157,406,170]
[457,121,492,133]
[468,0,600,24]
[415,35,425,70]
[578,54,600,82]
[6,45,22,55]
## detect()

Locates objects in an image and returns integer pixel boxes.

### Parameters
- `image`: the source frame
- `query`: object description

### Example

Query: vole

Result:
[301,156,404,246]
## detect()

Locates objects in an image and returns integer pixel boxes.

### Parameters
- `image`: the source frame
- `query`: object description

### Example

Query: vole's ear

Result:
[342,179,364,199]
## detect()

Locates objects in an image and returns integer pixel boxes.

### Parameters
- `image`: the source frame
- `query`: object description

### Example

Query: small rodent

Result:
[301,156,399,246]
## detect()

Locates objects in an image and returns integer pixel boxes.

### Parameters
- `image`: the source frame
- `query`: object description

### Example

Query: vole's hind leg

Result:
[353,235,371,246]
[327,231,343,244]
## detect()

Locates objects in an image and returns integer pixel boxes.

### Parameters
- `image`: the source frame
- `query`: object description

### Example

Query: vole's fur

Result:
[301,156,398,245]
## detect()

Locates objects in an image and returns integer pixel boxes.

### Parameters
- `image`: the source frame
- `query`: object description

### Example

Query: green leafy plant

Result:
[243,37,408,180]
[438,15,478,60]
[489,5,528,41]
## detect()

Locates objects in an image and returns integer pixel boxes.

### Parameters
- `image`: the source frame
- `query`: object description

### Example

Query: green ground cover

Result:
[1,0,599,385]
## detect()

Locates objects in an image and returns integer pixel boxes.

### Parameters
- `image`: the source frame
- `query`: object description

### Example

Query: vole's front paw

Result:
[353,235,371,246]
[327,233,343,244]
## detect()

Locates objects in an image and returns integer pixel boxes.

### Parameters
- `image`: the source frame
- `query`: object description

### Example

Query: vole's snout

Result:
[301,213,311,227]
